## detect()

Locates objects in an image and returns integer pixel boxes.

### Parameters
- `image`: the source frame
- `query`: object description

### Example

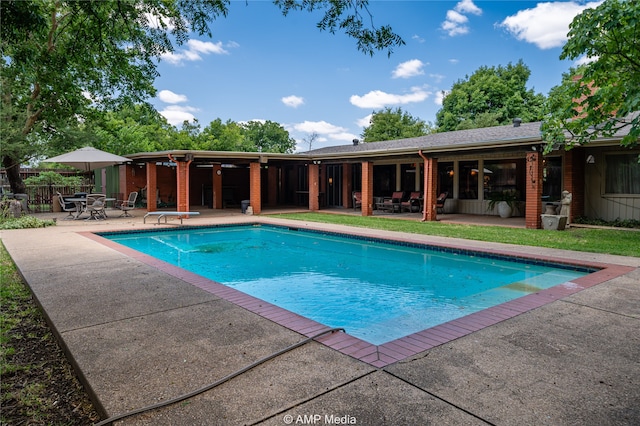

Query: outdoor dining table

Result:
[65,197,116,219]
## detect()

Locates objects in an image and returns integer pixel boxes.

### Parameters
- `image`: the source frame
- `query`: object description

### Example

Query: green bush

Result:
[0,216,55,230]
[23,171,82,187]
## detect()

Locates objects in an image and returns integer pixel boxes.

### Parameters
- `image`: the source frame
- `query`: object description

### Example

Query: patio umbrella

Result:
[42,146,131,171]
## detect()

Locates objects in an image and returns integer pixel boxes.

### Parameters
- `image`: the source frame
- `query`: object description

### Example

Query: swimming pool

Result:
[102,224,592,345]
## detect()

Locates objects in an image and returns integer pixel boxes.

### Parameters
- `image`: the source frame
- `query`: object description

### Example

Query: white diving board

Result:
[143,211,200,225]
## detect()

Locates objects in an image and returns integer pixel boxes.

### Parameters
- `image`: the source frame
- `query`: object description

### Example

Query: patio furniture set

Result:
[57,191,137,220]
[353,191,448,214]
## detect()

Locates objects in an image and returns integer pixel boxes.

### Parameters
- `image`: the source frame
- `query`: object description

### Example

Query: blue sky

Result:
[149,0,601,152]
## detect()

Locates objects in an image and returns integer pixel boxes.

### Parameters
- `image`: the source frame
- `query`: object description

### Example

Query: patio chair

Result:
[353,191,362,210]
[401,191,422,213]
[119,192,138,217]
[85,194,107,220]
[378,191,404,213]
[56,192,78,219]
[436,192,448,214]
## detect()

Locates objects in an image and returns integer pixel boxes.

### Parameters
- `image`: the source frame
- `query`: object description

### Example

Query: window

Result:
[437,162,454,196]
[458,161,478,199]
[484,159,525,201]
[542,157,563,201]
[605,154,640,194]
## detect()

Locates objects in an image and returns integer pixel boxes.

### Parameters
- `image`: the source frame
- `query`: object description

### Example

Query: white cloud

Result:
[441,0,482,37]
[449,59,460,64]
[429,73,446,83]
[411,34,425,43]
[188,39,227,55]
[392,59,425,79]
[281,95,305,108]
[290,120,359,151]
[350,87,431,109]
[455,0,482,15]
[158,89,187,104]
[160,39,232,65]
[144,12,174,30]
[356,114,373,128]
[158,105,199,126]
[500,1,603,49]
[293,120,347,135]
[435,90,449,106]
[575,54,598,66]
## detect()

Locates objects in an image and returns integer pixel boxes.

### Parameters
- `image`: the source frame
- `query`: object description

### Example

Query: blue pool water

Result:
[103,225,590,345]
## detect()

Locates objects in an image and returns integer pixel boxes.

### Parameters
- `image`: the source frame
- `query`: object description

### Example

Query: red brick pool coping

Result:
[83,231,635,368]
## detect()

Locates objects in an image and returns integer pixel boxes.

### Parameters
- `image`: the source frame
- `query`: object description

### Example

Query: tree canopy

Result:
[1,0,403,193]
[541,0,639,151]
[435,60,546,132]
[361,107,433,142]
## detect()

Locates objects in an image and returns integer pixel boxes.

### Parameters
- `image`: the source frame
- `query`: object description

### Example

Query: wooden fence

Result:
[1,185,95,213]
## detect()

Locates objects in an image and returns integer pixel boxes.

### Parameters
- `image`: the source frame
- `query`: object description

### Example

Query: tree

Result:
[541,0,639,150]
[83,104,177,155]
[242,120,296,153]
[361,107,433,142]
[435,60,546,132]
[303,132,319,151]
[1,0,403,193]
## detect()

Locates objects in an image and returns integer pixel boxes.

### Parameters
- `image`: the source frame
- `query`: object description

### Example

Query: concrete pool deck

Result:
[1,210,639,425]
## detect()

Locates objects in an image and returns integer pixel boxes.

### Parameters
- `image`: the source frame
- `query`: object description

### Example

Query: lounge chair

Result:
[353,191,362,210]
[56,192,78,219]
[119,191,138,217]
[378,191,404,213]
[436,192,448,214]
[85,194,107,220]
[401,191,422,213]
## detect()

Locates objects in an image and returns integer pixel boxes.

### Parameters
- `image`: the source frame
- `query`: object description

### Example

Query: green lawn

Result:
[270,212,640,258]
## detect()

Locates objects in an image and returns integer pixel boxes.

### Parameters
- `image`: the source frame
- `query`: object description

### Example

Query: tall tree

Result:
[0,0,403,193]
[361,107,433,142]
[435,60,545,132]
[242,120,296,153]
[541,0,639,150]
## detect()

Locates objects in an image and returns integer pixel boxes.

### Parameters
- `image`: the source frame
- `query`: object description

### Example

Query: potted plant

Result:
[487,190,519,218]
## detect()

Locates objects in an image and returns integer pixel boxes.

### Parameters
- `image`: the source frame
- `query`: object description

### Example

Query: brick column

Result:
[249,162,262,214]
[422,156,437,221]
[342,163,353,208]
[308,163,319,211]
[213,165,223,209]
[563,149,585,221]
[525,152,543,229]
[146,162,157,212]
[361,161,374,216]
[174,160,191,213]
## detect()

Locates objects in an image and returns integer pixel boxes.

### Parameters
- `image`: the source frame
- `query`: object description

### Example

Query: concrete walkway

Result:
[1,210,638,425]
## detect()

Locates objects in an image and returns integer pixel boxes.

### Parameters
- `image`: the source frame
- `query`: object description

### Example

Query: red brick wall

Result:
[342,163,352,208]
[525,152,542,229]
[308,164,319,211]
[361,161,373,216]
[249,162,261,214]
[423,157,437,221]
[146,162,157,212]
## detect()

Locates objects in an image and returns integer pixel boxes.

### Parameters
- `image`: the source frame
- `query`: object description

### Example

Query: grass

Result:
[0,242,99,425]
[270,212,640,257]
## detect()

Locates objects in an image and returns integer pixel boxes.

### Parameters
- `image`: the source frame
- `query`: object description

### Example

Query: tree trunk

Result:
[2,155,26,194]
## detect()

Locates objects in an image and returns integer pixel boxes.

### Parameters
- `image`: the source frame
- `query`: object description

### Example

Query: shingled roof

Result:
[305,121,543,157]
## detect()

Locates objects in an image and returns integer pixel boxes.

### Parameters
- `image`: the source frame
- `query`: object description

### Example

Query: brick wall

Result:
[249,162,262,214]
[525,152,542,228]
[361,161,373,216]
